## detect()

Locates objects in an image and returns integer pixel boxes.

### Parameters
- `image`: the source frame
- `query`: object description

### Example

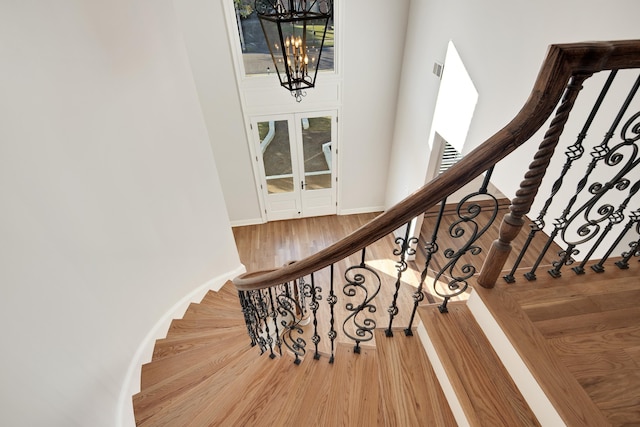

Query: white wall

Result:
[173,0,263,225]
[0,1,243,426]
[339,0,411,214]
[386,0,640,207]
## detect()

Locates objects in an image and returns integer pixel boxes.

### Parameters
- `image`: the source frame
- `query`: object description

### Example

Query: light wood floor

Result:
[233,212,640,426]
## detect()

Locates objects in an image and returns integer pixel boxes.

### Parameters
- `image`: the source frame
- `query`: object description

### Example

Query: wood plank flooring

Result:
[477,258,640,426]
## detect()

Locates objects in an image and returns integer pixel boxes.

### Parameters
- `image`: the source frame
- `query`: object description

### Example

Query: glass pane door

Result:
[301,116,333,190]
[260,120,294,194]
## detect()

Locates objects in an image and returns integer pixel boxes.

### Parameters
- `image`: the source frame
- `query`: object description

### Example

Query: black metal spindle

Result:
[267,287,283,356]
[433,167,499,313]
[616,215,640,269]
[529,73,640,279]
[505,71,617,282]
[277,281,306,365]
[386,220,418,337]
[257,289,276,359]
[307,273,322,360]
[343,247,380,354]
[405,198,446,335]
[593,209,640,272]
[327,263,337,363]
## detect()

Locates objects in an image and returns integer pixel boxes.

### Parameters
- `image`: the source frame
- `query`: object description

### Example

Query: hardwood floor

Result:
[477,258,640,426]
[133,212,639,426]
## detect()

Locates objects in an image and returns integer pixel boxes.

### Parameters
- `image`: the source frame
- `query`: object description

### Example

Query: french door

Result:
[251,112,337,221]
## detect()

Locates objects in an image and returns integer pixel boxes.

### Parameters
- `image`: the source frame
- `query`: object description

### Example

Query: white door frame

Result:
[250,111,338,221]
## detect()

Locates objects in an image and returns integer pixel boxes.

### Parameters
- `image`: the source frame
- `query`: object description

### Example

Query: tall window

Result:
[233,0,335,76]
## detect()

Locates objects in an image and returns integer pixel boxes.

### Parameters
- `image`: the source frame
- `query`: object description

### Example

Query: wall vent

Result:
[433,61,444,78]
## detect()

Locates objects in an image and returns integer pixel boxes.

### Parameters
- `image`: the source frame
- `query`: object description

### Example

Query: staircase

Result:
[132,281,460,425]
[132,40,640,426]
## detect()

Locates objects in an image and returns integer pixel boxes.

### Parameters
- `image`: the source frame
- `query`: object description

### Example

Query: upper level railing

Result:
[233,40,640,363]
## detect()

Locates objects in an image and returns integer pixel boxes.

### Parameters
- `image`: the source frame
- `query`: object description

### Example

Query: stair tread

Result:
[375,329,456,426]
[474,285,611,426]
[152,326,249,360]
[137,344,269,426]
[166,317,245,337]
[134,336,254,423]
[419,302,540,427]
[141,333,252,389]
[181,301,245,320]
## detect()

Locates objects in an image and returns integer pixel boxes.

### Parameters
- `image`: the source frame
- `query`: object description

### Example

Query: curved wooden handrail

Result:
[234,40,640,291]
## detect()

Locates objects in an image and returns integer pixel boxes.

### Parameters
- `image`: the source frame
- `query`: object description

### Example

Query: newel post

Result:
[477,73,592,288]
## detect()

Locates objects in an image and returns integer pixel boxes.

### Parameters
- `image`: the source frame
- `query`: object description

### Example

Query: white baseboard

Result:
[116,264,246,427]
[467,290,565,427]
[338,206,385,216]
[417,321,470,427]
[230,217,264,227]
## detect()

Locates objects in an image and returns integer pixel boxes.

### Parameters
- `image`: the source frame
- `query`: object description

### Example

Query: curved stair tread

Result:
[152,326,249,361]
[141,333,253,389]
[166,316,245,337]
[181,301,245,321]
[137,346,268,426]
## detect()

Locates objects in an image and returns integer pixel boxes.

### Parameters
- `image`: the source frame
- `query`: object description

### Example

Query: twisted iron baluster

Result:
[436,168,499,313]
[327,263,337,363]
[267,287,282,356]
[386,220,418,337]
[258,289,276,358]
[343,248,381,354]
[303,273,322,360]
[504,71,616,282]
[405,199,446,335]
[239,290,258,347]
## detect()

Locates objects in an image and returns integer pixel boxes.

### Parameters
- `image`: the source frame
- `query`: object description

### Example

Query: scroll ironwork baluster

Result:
[525,73,640,279]
[504,71,617,283]
[616,214,640,269]
[386,220,418,337]
[343,247,380,354]
[594,209,640,272]
[436,168,499,313]
[405,199,446,335]
[573,180,640,274]
[327,263,337,363]
[239,290,258,347]
[303,272,322,360]
[276,281,306,364]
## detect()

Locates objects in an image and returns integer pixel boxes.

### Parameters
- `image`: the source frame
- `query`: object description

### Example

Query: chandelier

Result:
[255,0,333,102]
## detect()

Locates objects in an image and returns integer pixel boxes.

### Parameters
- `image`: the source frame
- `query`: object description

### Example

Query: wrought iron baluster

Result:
[303,272,322,360]
[573,180,640,274]
[594,209,640,272]
[257,289,276,359]
[549,77,640,278]
[435,168,499,313]
[616,214,640,269]
[327,263,337,363]
[505,71,617,283]
[386,220,418,337]
[525,73,640,279]
[267,287,282,356]
[238,290,258,347]
[405,199,446,335]
[276,281,307,364]
[343,247,380,354]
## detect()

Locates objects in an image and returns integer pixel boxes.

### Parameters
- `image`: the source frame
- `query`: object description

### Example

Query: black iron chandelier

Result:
[255,0,333,102]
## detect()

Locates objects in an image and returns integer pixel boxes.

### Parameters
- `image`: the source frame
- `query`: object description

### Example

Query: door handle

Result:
[301,180,304,190]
